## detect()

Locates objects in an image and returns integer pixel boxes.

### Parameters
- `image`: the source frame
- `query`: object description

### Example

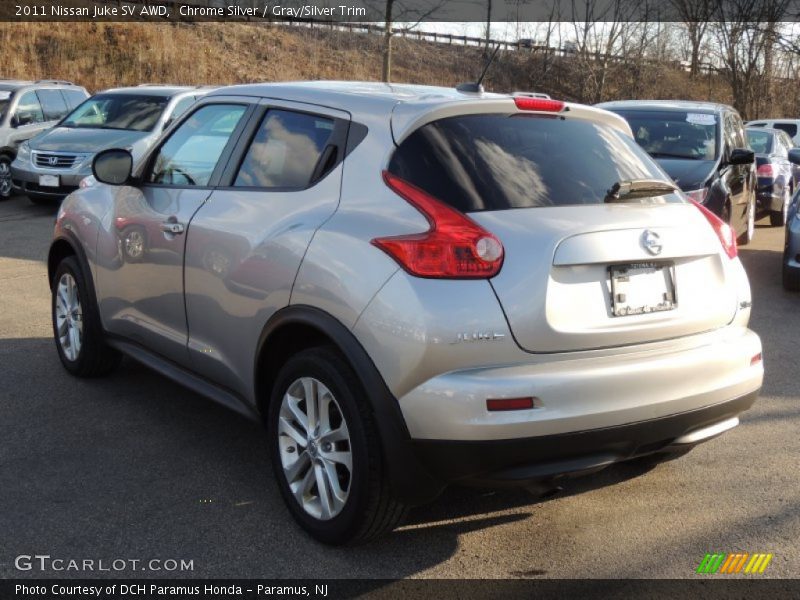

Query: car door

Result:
[777,132,799,189]
[183,101,349,395]
[97,100,253,366]
[722,111,749,228]
[7,90,48,151]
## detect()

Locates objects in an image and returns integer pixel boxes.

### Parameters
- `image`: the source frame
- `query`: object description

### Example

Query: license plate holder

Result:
[39,174,60,188]
[609,262,676,317]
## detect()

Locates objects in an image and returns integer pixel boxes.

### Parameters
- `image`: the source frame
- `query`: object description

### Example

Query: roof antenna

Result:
[456,45,500,94]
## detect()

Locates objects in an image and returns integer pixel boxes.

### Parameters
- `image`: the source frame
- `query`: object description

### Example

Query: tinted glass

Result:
[168,96,197,124]
[148,104,246,187]
[61,89,88,109]
[36,89,69,121]
[14,91,44,125]
[61,94,169,131]
[746,129,773,154]
[235,110,335,188]
[613,109,718,160]
[388,114,675,212]
[773,122,798,138]
[0,90,11,123]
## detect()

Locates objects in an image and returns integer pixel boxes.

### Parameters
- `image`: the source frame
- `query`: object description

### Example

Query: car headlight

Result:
[685,188,708,204]
[16,141,31,161]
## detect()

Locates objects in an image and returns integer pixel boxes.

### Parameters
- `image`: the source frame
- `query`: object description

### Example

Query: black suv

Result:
[597,100,757,244]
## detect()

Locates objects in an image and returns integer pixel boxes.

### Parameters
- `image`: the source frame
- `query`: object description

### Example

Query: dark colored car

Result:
[783,149,800,290]
[597,100,757,245]
[746,126,798,226]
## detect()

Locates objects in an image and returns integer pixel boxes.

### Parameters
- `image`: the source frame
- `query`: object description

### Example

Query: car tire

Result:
[770,185,791,227]
[267,346,408,545]
[737,196,756,246]
[783,261,800,291]
[51,256,122,377]
[0,155,13,200]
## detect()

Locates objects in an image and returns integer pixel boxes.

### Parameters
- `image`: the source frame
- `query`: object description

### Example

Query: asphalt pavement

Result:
[0,193,797,580]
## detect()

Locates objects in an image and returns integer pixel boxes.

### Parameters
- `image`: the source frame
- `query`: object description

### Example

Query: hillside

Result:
[0,21,788,118]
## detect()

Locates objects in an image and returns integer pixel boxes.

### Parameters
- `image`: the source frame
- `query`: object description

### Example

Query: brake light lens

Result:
[514,97,565,112]
[372,172,504,278]
[685,188,707,204]
[691,200,737,259]
[757,163,775,178]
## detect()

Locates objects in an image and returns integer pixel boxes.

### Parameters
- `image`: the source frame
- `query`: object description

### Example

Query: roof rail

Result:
[512,91,552,99]
[35,79,75,85]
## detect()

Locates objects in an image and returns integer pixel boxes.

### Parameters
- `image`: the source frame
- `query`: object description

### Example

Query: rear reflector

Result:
[372,172,504,279]
[514,96,565,112]
[486,397,536,411]
[691,200,738,259]
[751,352,762,366]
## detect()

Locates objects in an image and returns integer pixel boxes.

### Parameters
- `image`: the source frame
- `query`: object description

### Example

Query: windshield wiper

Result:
[648,151,702,160]
[604,179,679,203]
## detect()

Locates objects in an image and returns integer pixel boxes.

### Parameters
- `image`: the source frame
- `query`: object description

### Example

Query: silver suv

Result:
[48,82,763,545]
[0,79,88,199]
[11,85,211,204]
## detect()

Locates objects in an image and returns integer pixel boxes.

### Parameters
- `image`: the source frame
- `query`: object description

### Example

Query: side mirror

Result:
[92,149,133,186]
[788,148,800,165]
[728,148,754,165]
[10,114,19,128]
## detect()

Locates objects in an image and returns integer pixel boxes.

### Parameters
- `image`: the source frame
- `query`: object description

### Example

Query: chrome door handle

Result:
[162,221,185,234]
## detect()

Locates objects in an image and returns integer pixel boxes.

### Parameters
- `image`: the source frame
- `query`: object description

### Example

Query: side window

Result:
[61,89,88,109]
[731,114,747,149]
[166,96,197,127]
[723,114,736,157]
[774,122,798,139]
[148,104,247,187]
[36,89,69,121]
[13,91,44,126]
[234,109,335,189]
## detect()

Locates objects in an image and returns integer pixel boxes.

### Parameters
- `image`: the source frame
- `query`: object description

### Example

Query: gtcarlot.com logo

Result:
[697,552,773,575]
[15,555,194,572]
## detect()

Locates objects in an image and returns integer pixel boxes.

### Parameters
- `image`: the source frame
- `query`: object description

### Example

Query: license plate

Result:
[609,262,676,317]
[39,174,59,187]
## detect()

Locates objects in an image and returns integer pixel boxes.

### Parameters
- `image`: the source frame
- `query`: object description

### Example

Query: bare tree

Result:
[711,0,790,118]
[375,0,443,82]
[668,0,717,77]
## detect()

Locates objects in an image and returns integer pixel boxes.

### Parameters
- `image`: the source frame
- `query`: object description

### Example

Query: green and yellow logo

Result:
[697,553,773,574]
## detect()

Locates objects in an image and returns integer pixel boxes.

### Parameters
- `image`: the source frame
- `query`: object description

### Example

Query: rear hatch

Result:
[388,106,738,353]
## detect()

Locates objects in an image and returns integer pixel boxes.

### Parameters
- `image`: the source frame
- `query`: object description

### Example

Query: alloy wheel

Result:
[277,376,352,521]
[0,159,12,198]
[55,273,83,361]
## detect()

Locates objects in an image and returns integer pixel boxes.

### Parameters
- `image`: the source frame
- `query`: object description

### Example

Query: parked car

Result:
[597,100,757,245]
[48,82,762,545]
[783,149,800,290]
[10,84,212,204]
[0,79,88,199]
[747,118,800,146]
[746,126,798,226]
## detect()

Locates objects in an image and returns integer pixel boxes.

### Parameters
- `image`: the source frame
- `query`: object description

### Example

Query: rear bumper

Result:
[756,182,784,212]
[399,327,762,442]
[412,391,756,486]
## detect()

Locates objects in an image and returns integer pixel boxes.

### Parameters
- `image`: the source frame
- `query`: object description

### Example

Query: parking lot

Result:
[0,192,798,579]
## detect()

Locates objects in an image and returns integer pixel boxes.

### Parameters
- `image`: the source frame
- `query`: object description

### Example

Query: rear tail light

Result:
[691,200,737,259]
[685,188,707,204]
[757,163,775,178]
[372,172,504,279]
[514,96,565,112]
[750,352,763,366]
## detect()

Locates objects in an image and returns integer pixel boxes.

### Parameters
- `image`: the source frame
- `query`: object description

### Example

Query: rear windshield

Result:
[388,113,677,212]
[612,109,719,161]
[61,93,169,132]
[746,129,773,154]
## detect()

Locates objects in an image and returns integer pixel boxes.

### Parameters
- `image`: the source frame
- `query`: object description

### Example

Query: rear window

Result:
[746,129,773,154]
[388,114,675,212]
[612,110,718,160]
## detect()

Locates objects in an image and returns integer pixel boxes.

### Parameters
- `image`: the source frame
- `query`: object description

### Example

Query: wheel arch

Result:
[253,305,443,505]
